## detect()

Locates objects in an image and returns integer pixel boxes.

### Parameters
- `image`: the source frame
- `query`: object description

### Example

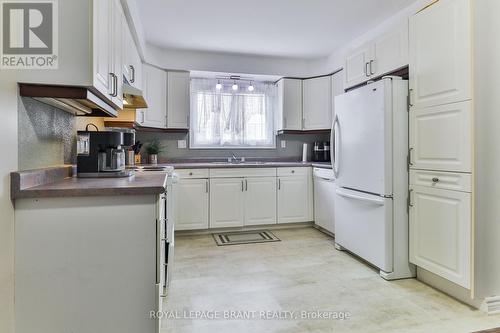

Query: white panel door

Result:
[409,185,471,289]
[174,179,209,230]
[244,177,277,226]
[277,176,312,223]
[303,76,332,130]
[210,178,244,228]
[335,187,393,272]
[410,100,472,172]
[276,79,303,131]
[344,44,372,88]
[372,20,408,77]
[139,64,167,128]
[335,79,392,195]
[314,177,335,234]
[93,0,112,99]
[167,72,190,129]
[409,0,472,109]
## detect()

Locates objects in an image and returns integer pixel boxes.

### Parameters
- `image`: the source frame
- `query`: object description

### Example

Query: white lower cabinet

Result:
[174,179,209,230]
[244,177,277,226]
[277,170,313,223]
[409,184,471,289]
[210,178,245,228]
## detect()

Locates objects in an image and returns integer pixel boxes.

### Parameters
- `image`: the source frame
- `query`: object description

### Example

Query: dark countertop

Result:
[11,161,332,199]
[11,166,168,199]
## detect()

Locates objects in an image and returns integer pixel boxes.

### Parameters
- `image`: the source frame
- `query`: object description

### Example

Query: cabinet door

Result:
[410,101,471,172]
[110,0,123,109]
[174,179,209,230]
[139,64,167,128]
[372,20,408,77]
[277,79,302,131]
[167,72,190,129]
[409,185,471,289]
[244,177,277,226]
[93,0,112,99]
[303,76,332,130]
[277,175,313,223]
[409,0,472,109]
[210,178,244,228]
[344,44,372,88]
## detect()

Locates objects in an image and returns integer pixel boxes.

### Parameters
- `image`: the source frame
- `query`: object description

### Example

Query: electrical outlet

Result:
[280,140,286,148]
[177,140,187,149]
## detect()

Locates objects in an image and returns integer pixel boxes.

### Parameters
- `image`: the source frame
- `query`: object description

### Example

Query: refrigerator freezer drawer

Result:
[334,187,393,272]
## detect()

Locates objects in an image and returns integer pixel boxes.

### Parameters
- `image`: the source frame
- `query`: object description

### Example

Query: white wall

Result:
[474,0,500,301]
[0,73,19,333]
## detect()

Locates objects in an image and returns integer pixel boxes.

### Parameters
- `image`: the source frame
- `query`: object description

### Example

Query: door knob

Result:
[432,177,439,183]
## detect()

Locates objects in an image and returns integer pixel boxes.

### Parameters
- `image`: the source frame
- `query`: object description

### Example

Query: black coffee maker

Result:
[312,141,331,162]
[77,125,135,178]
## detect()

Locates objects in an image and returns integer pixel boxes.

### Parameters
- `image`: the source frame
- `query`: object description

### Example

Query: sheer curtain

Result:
[190,78,277,148]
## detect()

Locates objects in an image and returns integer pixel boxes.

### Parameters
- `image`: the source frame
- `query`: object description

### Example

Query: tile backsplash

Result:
[18,97,76,170]
[135,131,330,162]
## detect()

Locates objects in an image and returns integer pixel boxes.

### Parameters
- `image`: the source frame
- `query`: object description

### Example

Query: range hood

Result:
[19,83,119,117]
[122,82,148,109]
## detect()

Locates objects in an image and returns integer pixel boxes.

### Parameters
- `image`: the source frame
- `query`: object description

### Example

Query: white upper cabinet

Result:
[344,20,409,89]
[371,21,408,77]
[123,26,142,90]
[409,0,472,109]
[244,177,277,226]
[409,185,471,289]
[92,0,113,100]
[331,70,344,120]
[110,0,124,109]
[344,44,372,89]
[139,64,167,128]
[167,72,190,129]
[410,100,472,173]
[303,76,332,130]
[276,79,303,131]
[92,0,124,109]
[174,179,209,231]
[210,178,245,228]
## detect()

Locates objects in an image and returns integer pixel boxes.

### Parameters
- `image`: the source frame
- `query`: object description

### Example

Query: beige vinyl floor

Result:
[162,227,500,333]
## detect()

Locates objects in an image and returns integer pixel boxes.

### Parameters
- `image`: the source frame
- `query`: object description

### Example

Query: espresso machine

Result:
[77,126,135,178]
[312,141,331,162]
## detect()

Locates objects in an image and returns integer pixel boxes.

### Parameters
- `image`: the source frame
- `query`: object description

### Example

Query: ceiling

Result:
[138,0,418,59]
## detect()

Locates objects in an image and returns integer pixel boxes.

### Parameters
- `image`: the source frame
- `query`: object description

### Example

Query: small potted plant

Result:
[145,139,164,165]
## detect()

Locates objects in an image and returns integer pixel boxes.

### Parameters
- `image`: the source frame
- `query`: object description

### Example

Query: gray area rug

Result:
[212,230,281,246]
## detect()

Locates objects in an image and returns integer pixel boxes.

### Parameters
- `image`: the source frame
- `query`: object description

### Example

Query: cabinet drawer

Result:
[176,169,209,179]
[277,167,311,177]
[410,170,471,193]
[209,168,276,178]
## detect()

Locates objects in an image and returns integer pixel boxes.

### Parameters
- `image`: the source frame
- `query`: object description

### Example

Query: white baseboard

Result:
[176,222,314,236]
[481,296,500,315]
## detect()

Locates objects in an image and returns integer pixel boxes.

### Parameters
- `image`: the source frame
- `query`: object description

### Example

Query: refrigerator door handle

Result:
[332,115,340,178]
[336,188,385,206]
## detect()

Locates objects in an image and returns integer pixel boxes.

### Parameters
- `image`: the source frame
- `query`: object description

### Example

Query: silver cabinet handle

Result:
[408,189,414,208]
[278,178,281,190]
[241,180,244,192]
[109,73,115,96]
[245,179,248,191]
[408,148,414,166]
[409,88,414,108]
[206,180,209,193]
[369,60,375,75]
[109,73,118,97]
[432,177,439,183]
[365,62,370,77]
[130,65,135,83]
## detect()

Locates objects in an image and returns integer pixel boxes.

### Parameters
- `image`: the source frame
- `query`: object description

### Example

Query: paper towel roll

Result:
[302,143,308,162]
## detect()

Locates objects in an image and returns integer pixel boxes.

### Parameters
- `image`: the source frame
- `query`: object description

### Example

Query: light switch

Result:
[280,140,286,148]
[177,140,187,149]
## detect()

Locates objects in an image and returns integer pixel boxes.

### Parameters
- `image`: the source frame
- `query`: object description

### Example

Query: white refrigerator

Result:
[332,77,415,280]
